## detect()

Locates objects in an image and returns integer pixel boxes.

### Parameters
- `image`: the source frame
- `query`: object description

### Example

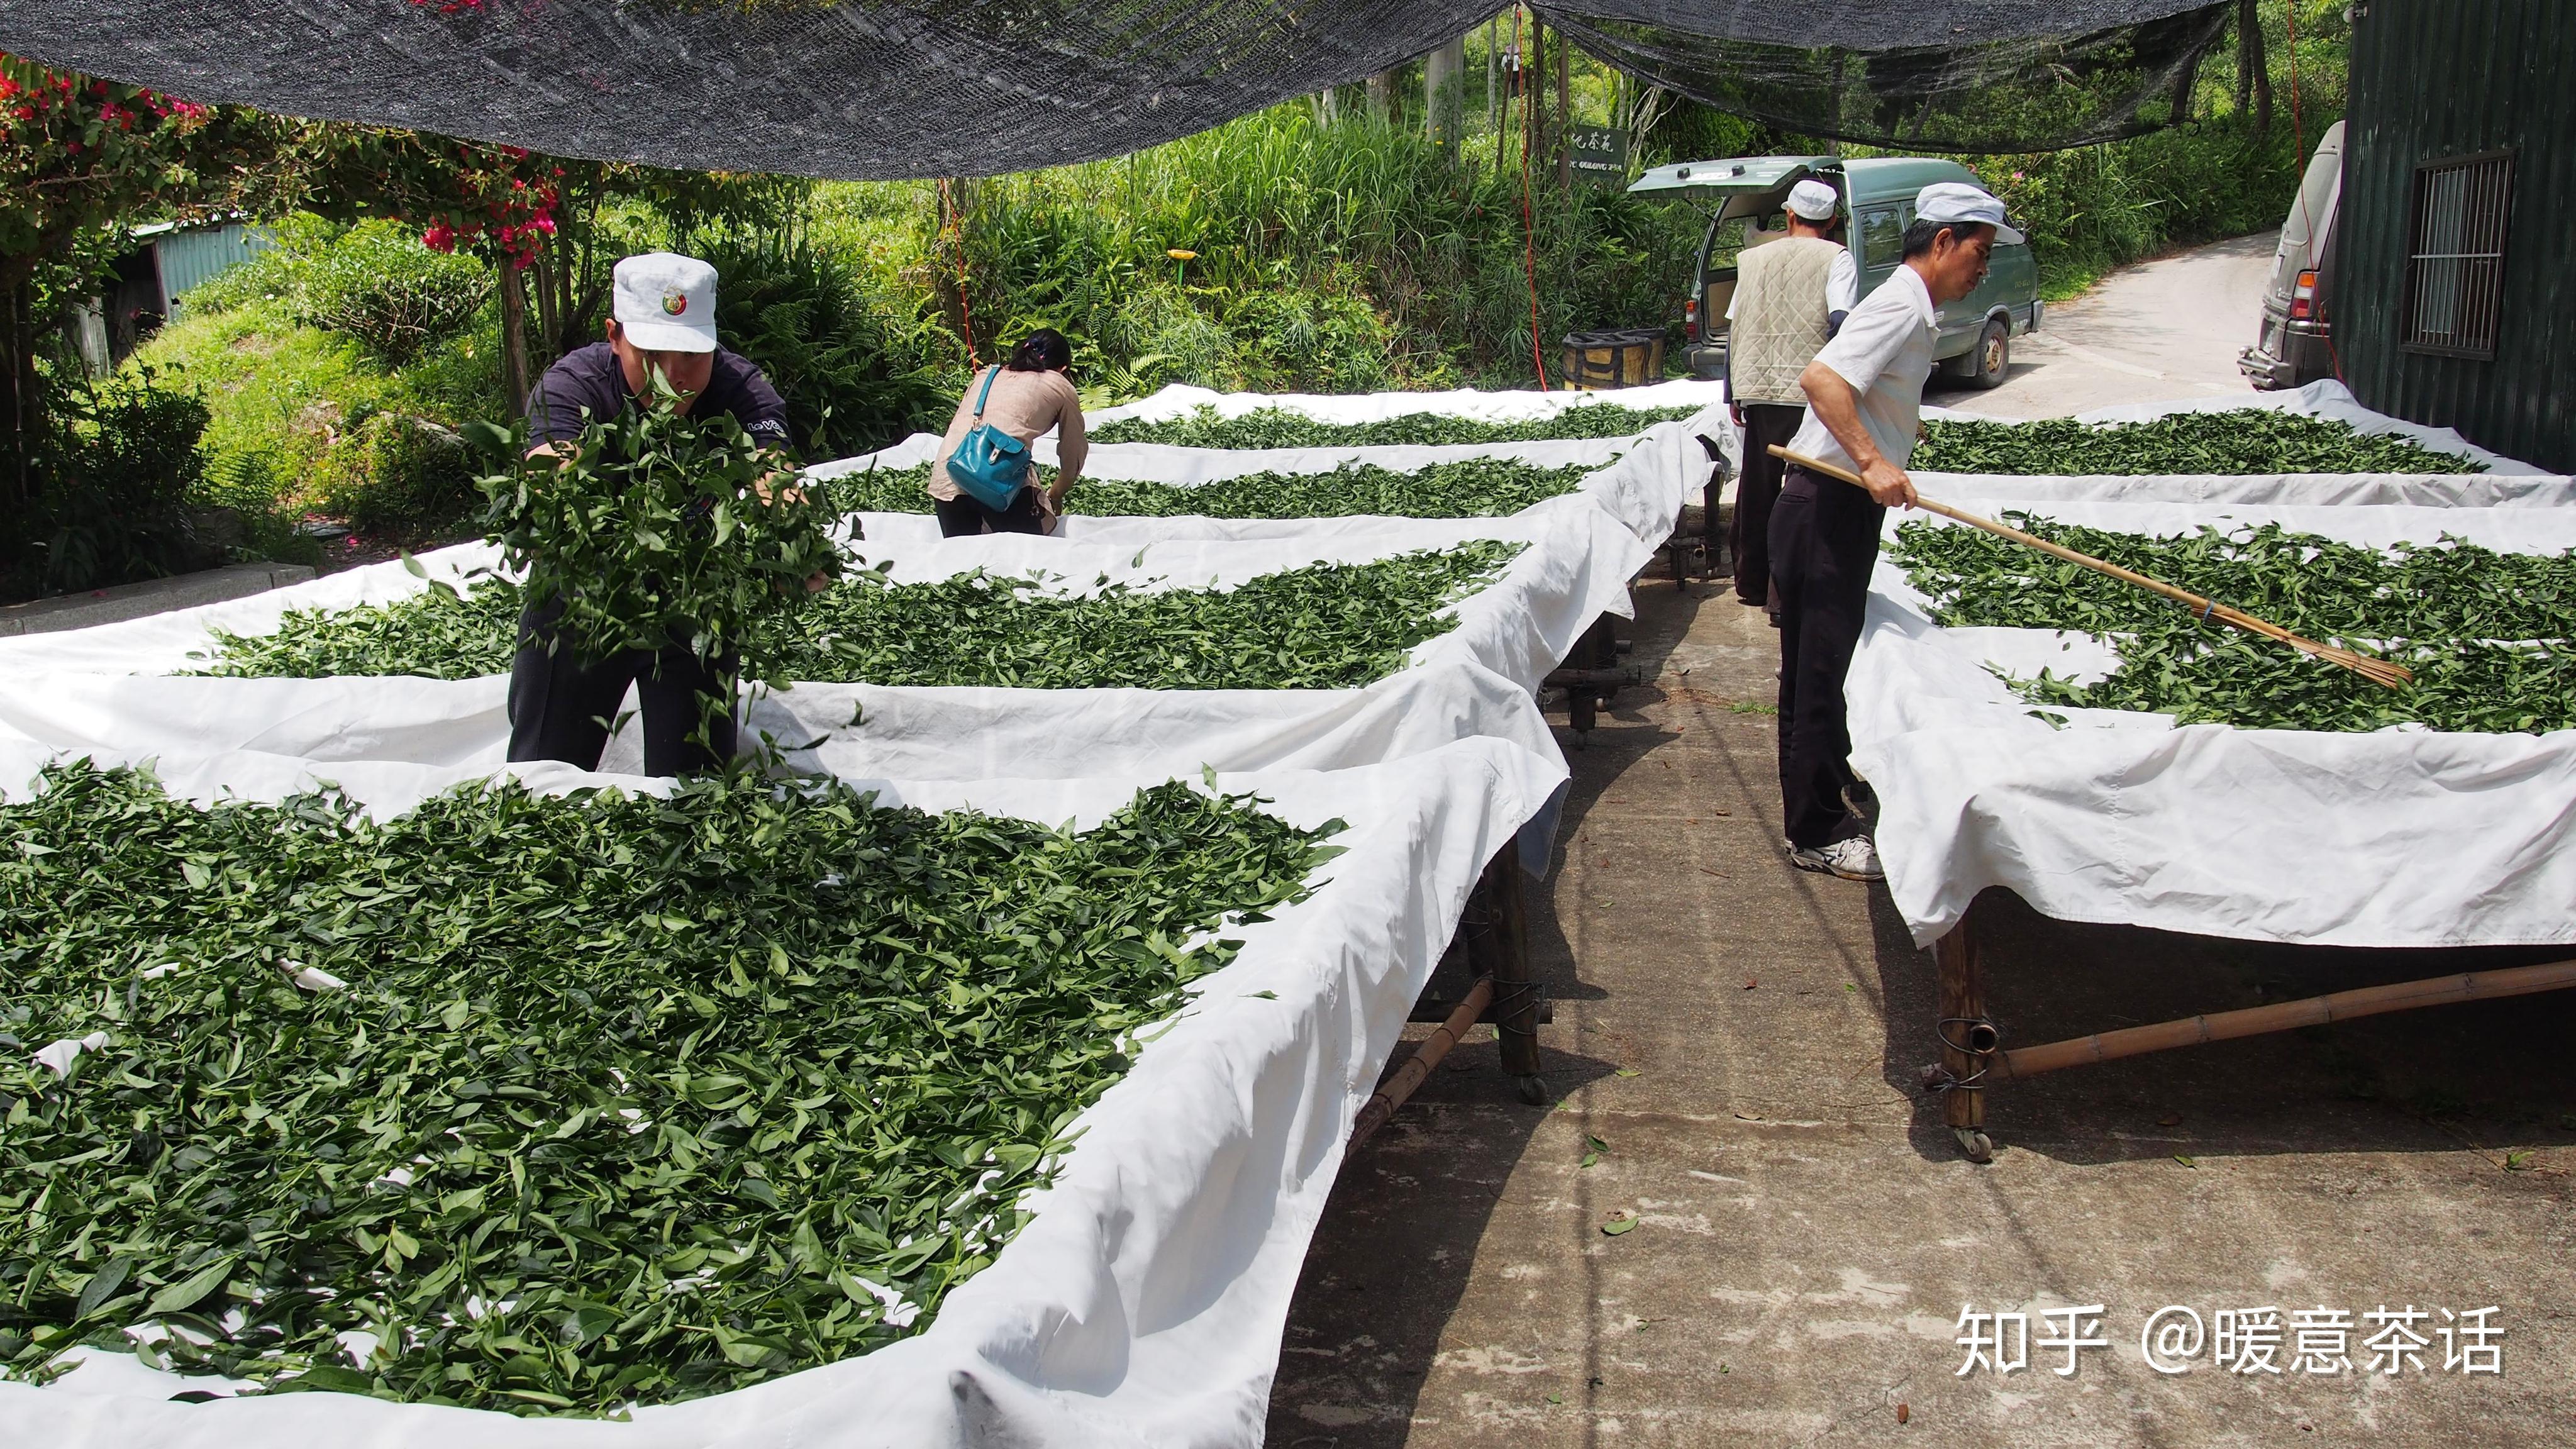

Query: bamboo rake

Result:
[1768,446,2412,690]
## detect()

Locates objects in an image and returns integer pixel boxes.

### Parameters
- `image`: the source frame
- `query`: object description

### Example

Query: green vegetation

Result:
[1089,402,1697,449]
[0,759,1335,1413]
[1914,413,2473,477]
[1970,1,2350,297]
[833,457,1594,519]
[202,543,1523,690]
[1890,515,2575,733]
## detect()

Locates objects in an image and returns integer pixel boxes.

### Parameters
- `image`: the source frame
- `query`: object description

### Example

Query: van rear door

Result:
[1631,156,1839,352]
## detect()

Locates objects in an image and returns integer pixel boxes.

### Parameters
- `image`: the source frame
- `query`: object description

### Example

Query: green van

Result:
[1629,155,2042,391]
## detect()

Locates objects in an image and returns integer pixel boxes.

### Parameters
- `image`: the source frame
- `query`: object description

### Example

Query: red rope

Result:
[1514,8,1549,390]
[938,177,979,364]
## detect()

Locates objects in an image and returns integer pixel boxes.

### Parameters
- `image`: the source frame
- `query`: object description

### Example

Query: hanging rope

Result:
[938,177,980,364]
[1514,7,1550,391]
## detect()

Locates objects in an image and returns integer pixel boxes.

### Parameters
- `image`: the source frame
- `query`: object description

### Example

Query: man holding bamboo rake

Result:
[1772,183,2020,882]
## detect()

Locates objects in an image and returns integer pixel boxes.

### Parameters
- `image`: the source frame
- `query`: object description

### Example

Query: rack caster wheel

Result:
[1515,1074,1550,1106]
[1953,1128,1993,1163]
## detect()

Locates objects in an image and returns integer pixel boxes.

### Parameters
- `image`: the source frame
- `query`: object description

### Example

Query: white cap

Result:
[1913,182,2024,245]
[612,252,719,353]
[1786,179,1839,222]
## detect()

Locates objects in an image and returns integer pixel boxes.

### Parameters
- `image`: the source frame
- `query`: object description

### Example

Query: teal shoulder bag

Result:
[944,367,1033,511]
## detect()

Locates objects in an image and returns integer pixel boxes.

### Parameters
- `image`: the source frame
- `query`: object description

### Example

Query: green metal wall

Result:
[2341,0,2573,472]
[153,223,272,323]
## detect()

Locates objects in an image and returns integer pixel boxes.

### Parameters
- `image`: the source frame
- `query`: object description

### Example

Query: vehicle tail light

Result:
[2288,269,2319,321]
[1684,296,1699,341]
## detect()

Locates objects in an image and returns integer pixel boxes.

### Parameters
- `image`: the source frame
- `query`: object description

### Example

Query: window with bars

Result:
[2403,150,2516,358]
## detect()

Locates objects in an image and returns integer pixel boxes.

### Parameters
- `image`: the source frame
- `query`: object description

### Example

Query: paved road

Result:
[1927,230,2282,418]
[1272,572,2575,1448]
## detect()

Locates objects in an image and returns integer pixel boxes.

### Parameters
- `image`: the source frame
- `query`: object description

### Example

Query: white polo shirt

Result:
[1785,263,1938,476]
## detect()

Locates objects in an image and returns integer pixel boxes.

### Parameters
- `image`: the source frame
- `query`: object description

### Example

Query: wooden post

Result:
[1465,847,1548,1103]
[1932,907,1994,1162]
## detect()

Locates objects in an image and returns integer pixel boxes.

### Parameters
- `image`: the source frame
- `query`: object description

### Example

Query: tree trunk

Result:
[531,236,562,371]
[3,274,36,511]
[1426,36,1468,149]
[1366,69,1397,122]
[2238,0,2272,137]
[1554,26,1573,191]
[1528,21,1547,179]
[498,264,531,421]
[1485,19,1499,135]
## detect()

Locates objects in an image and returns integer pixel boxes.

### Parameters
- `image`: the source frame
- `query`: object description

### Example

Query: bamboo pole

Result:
[1987,958,2576,1083]
[1768,446,2413,689]
[1350,977,1494,1147]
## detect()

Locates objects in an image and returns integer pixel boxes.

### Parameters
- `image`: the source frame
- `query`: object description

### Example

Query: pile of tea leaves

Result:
[826,457,1594,520]
[1890,514,2575,733]
[1087,402,1699,448]
[0,761,1339,1413]
[198,543,1524,691]
[1913,412,2480,476]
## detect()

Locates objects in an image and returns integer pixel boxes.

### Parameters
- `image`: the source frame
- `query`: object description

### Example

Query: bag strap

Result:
[970,365,1001,423]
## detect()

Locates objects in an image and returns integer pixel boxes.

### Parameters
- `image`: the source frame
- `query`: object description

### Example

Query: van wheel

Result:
[1965,318,2009,390]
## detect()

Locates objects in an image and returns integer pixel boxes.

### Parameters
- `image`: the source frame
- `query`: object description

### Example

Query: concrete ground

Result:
[0,561,316,635]
[1269,235,2575,1445]
[1926,231,2282,419]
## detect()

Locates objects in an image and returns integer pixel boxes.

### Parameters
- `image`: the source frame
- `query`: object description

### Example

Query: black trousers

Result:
[1769,466,1883,850]
[506,600,738,777]
[935,488,1046,537]
[1732,402,1805,608]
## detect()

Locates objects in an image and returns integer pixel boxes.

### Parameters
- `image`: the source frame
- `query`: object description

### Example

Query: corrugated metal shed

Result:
[2340,0,2572,473]
[136,221,274,322]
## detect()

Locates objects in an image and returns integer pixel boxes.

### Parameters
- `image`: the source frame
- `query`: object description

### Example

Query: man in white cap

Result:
[1726,177,1857,622]
[1770,182,2020,882]
[508,252,794,777]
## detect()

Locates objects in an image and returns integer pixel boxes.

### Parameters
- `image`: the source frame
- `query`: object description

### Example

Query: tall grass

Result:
[816,108,1697,396]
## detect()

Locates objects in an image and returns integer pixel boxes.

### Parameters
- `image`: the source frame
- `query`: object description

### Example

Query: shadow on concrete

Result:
[1869,886,2576,1167]
[1269,616,1696,1443]
[1265,1036,1620,1448]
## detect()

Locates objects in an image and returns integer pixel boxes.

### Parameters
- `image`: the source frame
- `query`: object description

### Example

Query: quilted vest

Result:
[1729,236,1845,406]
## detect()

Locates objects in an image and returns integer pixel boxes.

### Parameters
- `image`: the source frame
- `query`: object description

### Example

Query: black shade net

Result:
[1543,3,2233,154]
[2,1,2232,177]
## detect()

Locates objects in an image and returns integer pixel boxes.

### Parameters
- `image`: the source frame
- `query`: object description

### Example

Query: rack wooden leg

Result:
[1468,847,1549,1104]
[1932,911,1996,1163]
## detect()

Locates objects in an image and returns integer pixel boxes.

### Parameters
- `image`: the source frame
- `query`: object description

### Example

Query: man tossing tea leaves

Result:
[486,252,838,776]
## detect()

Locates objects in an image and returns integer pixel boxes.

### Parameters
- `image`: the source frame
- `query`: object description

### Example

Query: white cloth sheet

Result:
[1084,378,1729,429]
[0,380,1716,1445]
[0,735,1564,1449]
[1850,497,2576,950]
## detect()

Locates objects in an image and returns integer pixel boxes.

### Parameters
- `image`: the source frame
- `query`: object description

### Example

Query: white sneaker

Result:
[1789,836,1884,882]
